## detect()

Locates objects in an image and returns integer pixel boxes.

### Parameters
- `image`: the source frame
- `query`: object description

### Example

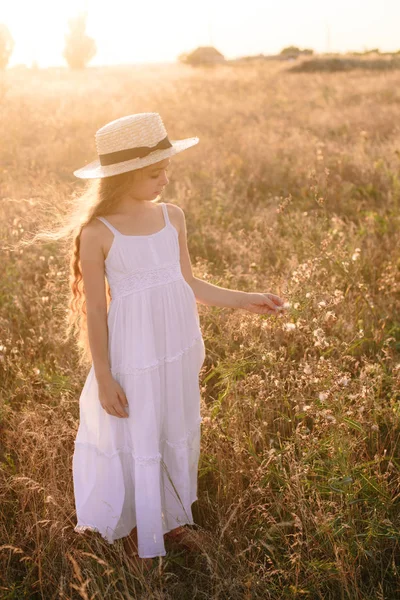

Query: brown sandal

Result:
[164,525,205,552]
[123,532,155,573]
[125,551,154,574]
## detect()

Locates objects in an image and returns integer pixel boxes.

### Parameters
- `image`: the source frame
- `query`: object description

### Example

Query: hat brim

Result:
[73,137,199,179]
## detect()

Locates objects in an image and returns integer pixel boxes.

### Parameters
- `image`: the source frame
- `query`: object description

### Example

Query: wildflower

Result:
[284,323,296,331]
[352,248,361,261]
[313,328,325,338]
[318,392,328,401]
[324,311,337,324]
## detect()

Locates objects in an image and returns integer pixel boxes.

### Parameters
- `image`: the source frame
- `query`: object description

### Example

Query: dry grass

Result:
[0,61,399,599]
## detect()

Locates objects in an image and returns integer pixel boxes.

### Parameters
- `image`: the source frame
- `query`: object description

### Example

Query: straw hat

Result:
[73,112,199,179]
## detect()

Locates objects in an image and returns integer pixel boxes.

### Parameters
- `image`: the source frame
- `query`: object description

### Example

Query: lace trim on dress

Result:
[164,420,203,449]
[110,263,183,299]
[74,523,107,539]
[74,417,203,463]
[111,333,204,375]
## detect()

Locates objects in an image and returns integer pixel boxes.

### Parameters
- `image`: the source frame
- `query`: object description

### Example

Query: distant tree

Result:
[0,23,15,70]
[177,52,189,64]
[280,46,301,56]
[63,12,96,69]
[181,46,225,67]
[279,46,314,60]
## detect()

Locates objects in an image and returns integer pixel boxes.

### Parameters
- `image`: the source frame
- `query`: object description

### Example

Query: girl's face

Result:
[133,157,171,201]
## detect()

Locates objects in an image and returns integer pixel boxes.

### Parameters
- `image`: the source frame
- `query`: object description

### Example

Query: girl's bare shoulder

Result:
[165,202,185,235]
[80,219,109,263]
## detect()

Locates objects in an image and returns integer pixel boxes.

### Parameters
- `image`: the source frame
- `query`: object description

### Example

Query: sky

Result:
[3,0,400,68]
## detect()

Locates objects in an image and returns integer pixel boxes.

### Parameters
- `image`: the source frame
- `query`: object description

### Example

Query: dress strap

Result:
[96,216,121,236]
[161,202,171,227]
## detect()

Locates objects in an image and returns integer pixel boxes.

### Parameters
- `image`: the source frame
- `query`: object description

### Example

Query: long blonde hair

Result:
[13,167,158,369]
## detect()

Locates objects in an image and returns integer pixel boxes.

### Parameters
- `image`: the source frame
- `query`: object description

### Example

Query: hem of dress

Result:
[74,496,199,559]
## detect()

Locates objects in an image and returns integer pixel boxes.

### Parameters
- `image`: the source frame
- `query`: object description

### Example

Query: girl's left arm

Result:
[171,203,287,316]
[190,277,287,315]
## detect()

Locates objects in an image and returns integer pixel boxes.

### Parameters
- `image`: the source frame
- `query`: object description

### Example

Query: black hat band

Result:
[99,136,172,166]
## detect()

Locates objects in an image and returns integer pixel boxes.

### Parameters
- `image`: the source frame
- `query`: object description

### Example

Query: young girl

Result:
[69,112,286,572]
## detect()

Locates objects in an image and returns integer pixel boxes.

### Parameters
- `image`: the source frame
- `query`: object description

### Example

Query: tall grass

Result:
[0,62,399,599]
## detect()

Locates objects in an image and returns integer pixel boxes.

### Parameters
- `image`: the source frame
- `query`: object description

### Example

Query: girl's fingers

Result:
[117,386,128,406]
[119,399,129,416]
[113,406,127,418]
[114,401,129,417]
[104,402,127,418]
[118,393,129,414]
[118,393,129,408]
[107,405,119,417]
[267,293,285,306]
[263,295,280,310]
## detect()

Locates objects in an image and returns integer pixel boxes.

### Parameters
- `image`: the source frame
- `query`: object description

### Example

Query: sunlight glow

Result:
[3,0,400,68]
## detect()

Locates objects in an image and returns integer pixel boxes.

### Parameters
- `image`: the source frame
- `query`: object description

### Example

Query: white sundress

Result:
[72,202,206,559]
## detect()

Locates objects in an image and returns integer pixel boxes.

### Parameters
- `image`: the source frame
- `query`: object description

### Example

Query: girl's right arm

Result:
[80,223,129,418]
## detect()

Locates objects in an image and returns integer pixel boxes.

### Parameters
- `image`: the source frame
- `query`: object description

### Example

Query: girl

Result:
[58,112,286,572]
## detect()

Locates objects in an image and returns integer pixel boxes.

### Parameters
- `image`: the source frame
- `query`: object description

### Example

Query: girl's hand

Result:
[98,375,129,418]
[240,292,287,315]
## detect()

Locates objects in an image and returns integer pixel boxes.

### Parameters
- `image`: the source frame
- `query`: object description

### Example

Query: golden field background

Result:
[0,61,399,599]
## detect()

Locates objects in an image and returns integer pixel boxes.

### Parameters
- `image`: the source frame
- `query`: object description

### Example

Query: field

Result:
[0,60,399,599]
